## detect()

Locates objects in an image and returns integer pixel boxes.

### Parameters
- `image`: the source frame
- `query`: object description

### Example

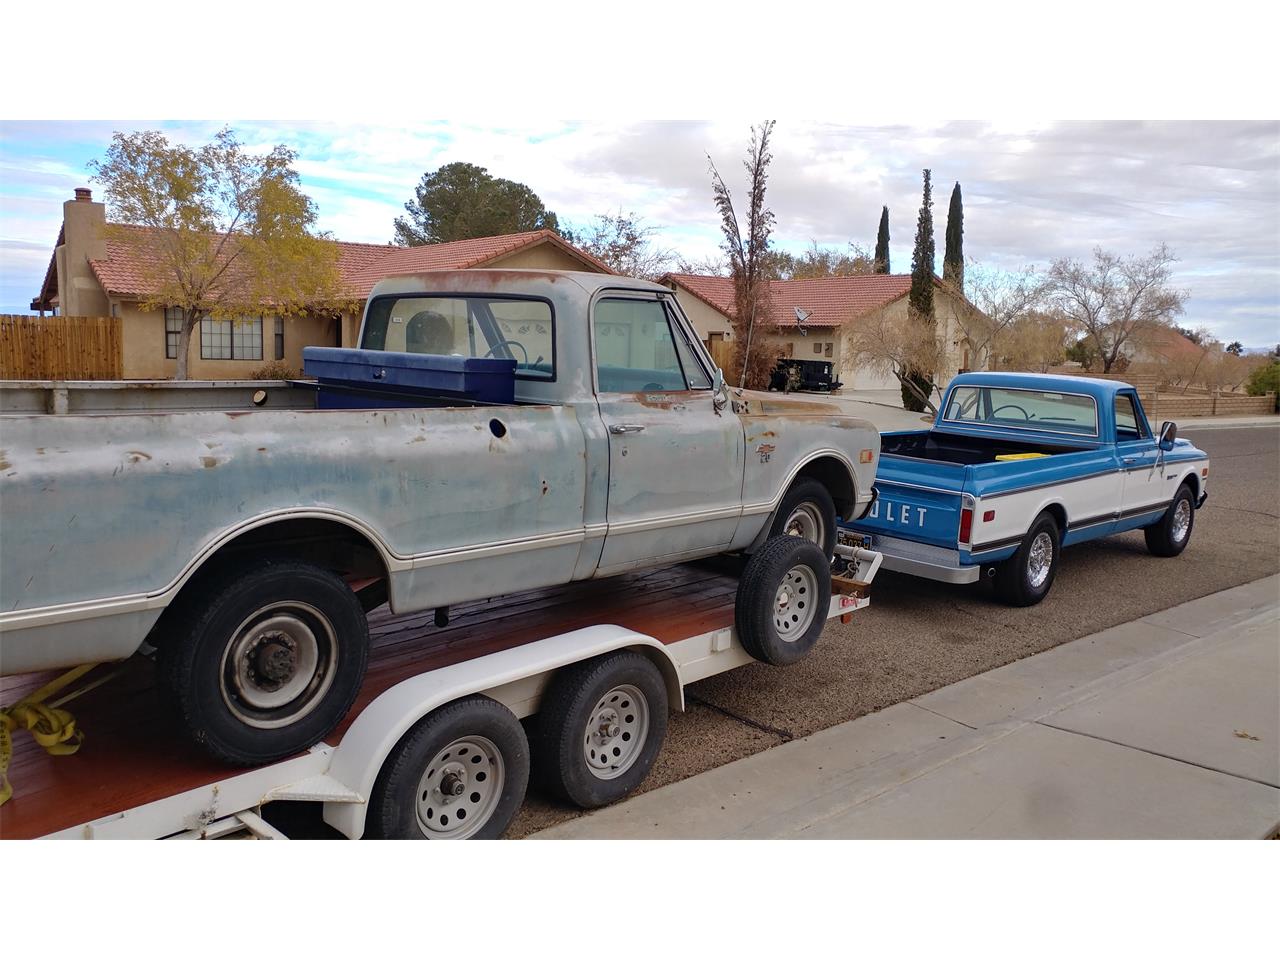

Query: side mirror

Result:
[711,366,729,412]
[1159,420,1178,450]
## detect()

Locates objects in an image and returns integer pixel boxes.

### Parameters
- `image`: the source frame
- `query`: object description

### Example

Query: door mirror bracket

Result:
[1159,420,1178,451]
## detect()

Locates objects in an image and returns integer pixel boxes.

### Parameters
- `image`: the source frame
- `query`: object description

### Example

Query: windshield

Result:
[360,295,555,380]
[943,385,1099,437]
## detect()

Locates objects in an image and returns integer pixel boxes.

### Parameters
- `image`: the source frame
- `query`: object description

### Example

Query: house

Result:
[660,271,985,391]
[29,188,612,380]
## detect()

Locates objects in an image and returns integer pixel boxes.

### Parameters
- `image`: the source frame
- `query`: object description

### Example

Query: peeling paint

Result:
[200,456,219,469]
[126,451,152,463]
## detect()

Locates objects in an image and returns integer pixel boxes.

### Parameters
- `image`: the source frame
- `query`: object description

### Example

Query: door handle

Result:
[1122,456,1140,464]
[609,423,646,435]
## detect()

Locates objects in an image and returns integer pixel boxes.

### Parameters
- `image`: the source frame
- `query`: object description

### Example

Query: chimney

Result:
[74,187,93,202]
[59,186,110,316]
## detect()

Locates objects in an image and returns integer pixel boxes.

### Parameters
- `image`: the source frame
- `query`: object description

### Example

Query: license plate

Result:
[839,530,874,550]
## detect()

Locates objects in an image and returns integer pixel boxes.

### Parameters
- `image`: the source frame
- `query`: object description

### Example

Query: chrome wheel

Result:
[583,684,649,781]
[1027,532,1054,589]
[414,735,505,839]
[774,564,819,642]
[219,601,337,729]
[1172,498,1192,543]
[783,503,826,548]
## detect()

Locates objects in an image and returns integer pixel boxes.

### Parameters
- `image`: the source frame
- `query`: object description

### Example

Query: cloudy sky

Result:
[2,120,1276,347]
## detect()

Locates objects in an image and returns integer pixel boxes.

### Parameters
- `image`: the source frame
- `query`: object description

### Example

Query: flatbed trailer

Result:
[1,546,880,840]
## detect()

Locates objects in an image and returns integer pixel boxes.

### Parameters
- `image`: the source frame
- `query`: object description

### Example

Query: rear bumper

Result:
[839,529,981,584]
[880,553,982,584]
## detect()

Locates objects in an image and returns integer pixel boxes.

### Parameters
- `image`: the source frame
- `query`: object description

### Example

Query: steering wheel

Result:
[991,404,1030,420]
[641,382,665,391]
[482,339,529,364]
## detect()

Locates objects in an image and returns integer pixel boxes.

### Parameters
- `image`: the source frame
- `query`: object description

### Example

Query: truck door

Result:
[593,294,745,574]
[1115,391,1164,526]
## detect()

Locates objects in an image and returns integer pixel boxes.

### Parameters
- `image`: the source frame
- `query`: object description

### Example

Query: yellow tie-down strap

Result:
[994,452,1048,461]
[0,662,116,807]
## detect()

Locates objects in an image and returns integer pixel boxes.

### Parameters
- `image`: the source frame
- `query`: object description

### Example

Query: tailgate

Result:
[843,456,967,550]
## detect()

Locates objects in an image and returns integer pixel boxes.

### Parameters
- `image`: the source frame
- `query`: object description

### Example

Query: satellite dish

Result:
[794,306,811,336]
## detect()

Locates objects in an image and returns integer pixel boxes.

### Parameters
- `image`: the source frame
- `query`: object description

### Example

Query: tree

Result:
[708,121,781,390]
[874,206,891,274]
[943,182,963,289]
[1245,360,1280,410]
[570,210,674,279]
[1046,244,1188,373]
[1226,340,1244,356]
[672,253,729,276]
[89,128,343,381]
[902,169,937,411]
[769,240,875,279]
[393,162,561,245]
[997,310,1069,373]
[844,301,947,417]
[943,259,1045,372]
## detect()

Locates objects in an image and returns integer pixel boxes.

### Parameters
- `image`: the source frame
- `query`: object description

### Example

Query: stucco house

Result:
[661,271,985,391]
[30,188,612,380]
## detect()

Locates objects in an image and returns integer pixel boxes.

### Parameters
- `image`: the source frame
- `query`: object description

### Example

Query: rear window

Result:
[943,385,1099,437]
[360,295,555,380]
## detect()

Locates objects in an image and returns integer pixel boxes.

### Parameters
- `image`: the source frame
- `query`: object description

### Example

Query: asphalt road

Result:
[506,424,1279,837]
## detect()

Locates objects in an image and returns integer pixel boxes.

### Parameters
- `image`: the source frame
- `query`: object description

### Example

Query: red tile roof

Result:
[48,225,612,306]
[662,272,915,328]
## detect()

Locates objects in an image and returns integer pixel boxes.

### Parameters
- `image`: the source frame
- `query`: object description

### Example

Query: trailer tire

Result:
[735,535,832,665]
[770,478,838,558]
[994,512,1060,607]
[1144,483,1195,557]
[158,559,369,766]
[366,695,529,840]
[534,651,668,809]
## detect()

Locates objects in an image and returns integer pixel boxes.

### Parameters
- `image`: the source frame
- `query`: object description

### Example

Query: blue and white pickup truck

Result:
[841,372,1209,605]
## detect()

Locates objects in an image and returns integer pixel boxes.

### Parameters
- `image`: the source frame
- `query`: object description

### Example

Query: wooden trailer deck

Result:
[0,562,742,839]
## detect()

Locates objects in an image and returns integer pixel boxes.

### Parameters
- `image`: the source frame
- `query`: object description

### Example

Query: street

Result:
[508,424,1280,836]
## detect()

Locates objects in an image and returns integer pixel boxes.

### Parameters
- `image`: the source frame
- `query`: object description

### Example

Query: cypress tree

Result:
[943,181,964,288]
[902,169,936,412]
[874,206,890,274]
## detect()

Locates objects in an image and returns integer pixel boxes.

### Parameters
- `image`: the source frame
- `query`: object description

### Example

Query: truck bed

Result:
[0,562,741,839]
[881,429,1089,465]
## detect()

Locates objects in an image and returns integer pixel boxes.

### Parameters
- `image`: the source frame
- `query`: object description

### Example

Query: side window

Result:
[594,298,689,393]
[1115,394,1147,441]
[666,304,712,389]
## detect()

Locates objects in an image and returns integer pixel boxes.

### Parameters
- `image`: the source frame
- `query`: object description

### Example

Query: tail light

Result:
[958,506,974,545]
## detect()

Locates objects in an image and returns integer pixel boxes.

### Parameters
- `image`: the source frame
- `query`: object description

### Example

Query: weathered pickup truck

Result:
[842,372,1209,605]
[0,269,879,765]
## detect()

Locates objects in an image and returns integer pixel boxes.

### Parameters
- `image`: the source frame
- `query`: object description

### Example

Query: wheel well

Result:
[1040,502,1068,534]
[1180,472,1200,499]
[795,456,857,519]
[151,518,391,641]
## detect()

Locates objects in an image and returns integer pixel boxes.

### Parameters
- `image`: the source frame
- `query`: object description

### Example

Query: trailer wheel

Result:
[159,559,368,766]
[534,651,668,809]
[366,696,529,840]
[735,535,832,665]
[1144,483,1195,557]
[994,512,1060,607]
[770,479,838,558]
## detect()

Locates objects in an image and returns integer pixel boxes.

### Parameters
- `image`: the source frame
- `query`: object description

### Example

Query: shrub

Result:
[249,359,296,380]
[1245,360,1280,411]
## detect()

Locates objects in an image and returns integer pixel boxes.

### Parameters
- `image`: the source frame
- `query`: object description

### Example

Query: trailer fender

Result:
[322,624,678,839]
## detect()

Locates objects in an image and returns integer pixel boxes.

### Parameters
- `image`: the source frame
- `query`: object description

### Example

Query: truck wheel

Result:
[770,478,838,558]
[1145,483,1196,557]
[366,696,529,840]
[735,535,832,665]
[994,512,1060,607]
[159,559,369,766]
[534,651,668,809]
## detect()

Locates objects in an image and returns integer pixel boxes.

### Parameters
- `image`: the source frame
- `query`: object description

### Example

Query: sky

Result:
[2,120,1277,348]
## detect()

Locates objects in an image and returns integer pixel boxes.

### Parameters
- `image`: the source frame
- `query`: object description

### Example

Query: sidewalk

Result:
[533,576,1280,839]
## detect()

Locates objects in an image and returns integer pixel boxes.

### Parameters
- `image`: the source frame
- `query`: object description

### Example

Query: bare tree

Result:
[770,240,876,280]
[570,210,675,280]
[844,306,948,415]
[996,310,1069,373]
[942,259,1046,371]
[708,121,780,389]
[670,253,729,276]
[1046,244,1188,373]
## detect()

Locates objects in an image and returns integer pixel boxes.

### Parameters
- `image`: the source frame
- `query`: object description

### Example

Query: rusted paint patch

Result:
[0,458,9,472]
[126,450,152,463]
[224,411,251,418]
[200,456,219,469]
[541,479,550,495]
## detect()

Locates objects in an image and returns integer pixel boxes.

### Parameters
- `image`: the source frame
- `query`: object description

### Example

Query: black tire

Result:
[735,535,832,665]
[158,558,369,766]
[534,651,668,809]
[994,512,1061,607]
[1145,483,1196,557]
[366,695,529,840]
[769,478,838,558]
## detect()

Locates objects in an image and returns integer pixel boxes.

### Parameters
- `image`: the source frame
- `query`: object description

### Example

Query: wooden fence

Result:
[0,315,122,380]
[709,339,735,373]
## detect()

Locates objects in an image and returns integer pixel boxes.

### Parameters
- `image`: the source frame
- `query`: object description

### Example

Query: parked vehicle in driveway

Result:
[841,372,1209,605]
[0,269,880,766]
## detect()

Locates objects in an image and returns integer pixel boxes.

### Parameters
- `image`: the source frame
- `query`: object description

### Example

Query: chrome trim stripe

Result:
[873,477,961,496]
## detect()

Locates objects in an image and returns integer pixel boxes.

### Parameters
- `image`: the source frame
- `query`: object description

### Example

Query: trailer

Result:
[1,544,880,840]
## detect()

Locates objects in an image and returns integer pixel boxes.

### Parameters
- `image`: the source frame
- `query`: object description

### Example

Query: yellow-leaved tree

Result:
[90,128,348,379]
